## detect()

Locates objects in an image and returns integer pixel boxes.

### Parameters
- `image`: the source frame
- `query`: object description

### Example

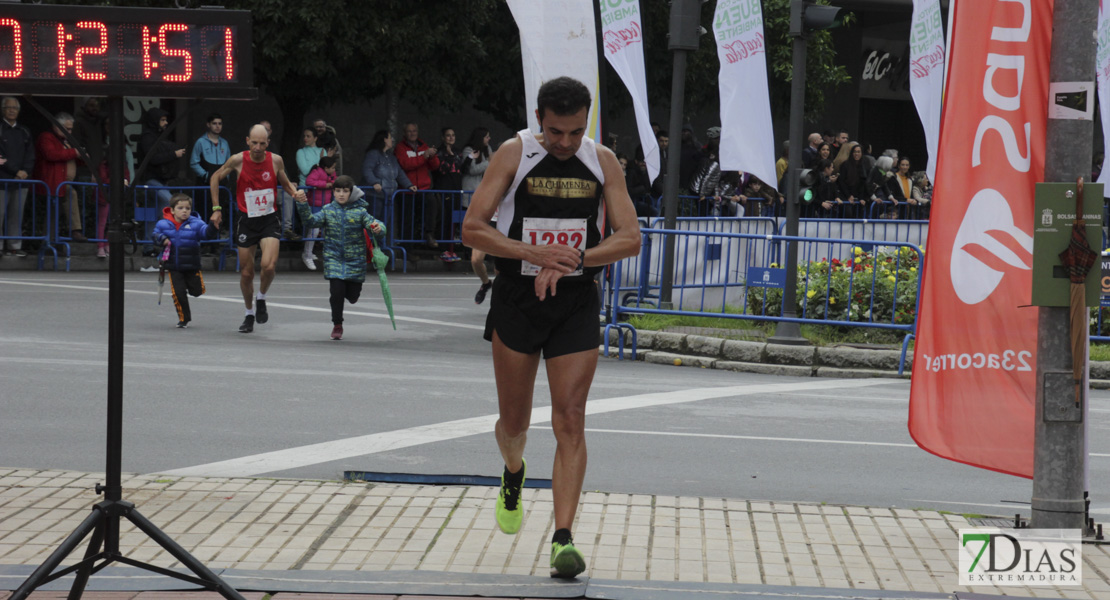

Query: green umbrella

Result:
[370,235,396,330]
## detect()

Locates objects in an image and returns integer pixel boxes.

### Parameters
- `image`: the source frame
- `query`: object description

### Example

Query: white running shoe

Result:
[302,253,317,271]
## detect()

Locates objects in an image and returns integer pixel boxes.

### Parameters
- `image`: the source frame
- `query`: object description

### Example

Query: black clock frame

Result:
[0,4,256,100]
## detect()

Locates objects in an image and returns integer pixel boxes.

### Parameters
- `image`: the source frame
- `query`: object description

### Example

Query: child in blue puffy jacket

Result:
[152,194,219,328]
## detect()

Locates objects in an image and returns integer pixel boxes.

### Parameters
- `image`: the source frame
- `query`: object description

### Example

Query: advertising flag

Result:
[910,0,946,183]
[712,0,776,190]
[1097,2,1110,194]
[599,0,659,183]
[508,0,602,141]
[908,0,1054,478]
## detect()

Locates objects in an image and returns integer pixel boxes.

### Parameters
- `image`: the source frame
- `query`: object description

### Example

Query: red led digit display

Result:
[0,5,254,99]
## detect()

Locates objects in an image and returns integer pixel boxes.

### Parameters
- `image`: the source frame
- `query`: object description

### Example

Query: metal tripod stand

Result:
[11,96,246,600]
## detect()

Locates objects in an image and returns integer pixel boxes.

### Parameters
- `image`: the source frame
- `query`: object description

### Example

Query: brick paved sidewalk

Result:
[1,468,1107,599]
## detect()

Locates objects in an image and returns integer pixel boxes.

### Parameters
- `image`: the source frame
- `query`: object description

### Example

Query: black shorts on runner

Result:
[483,275,600,359]
[235,212,282,248]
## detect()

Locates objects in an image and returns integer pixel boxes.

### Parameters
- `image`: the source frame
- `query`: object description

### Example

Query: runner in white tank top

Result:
[461,77,641,579]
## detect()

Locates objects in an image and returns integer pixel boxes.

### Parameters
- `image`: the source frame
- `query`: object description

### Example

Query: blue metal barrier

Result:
[798,200,868,220]
[868,200,931,221]
[0,178,57,270]
[656,195,783,218]
[380,188,474,273]
[611,217,779,310]
[780,218,929,266]
[604,228,923,367]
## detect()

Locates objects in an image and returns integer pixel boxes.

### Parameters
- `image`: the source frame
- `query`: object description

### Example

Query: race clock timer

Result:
[0,4,255,99]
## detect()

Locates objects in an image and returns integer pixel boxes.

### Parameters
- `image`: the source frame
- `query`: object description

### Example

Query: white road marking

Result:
[583,428,918,448]
[156,379,898,478]
[0,279,482,331]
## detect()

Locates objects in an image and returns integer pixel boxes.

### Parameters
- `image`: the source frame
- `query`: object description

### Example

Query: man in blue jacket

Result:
[189,113,230,185]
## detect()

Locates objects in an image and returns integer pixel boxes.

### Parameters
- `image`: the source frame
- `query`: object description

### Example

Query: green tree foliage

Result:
[223,0,500,158]
[48,0,849,142]
[763,0,853,122]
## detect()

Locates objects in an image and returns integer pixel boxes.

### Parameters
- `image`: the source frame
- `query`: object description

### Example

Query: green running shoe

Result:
[495,459,525,534]
[550,540,586,578]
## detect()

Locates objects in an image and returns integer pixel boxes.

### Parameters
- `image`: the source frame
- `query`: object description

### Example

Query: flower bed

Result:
[747,246,922,329]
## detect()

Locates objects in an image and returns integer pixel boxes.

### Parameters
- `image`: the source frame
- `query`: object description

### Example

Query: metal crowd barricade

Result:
[132,184,235,269]
[380,188,473,273]
[52,181,103,271]
[798,201,868,220]
[867,200,931,221]
[295,184,326,245]
[783,218,930,266]
[0,178,57,270]
[612,217,779,310]
[604,228,924,369]
[664,195,784,219]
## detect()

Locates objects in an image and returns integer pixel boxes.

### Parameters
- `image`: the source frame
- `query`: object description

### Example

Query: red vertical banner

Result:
[909,0,1054,478]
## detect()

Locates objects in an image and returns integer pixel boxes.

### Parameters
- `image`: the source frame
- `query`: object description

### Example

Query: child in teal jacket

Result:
[295,175,386,340]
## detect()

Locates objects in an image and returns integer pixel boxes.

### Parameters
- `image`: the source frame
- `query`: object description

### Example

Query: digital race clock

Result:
[0,4,255,99]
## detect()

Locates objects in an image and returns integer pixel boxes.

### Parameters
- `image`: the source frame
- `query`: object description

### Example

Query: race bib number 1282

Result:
[520,217,586,276]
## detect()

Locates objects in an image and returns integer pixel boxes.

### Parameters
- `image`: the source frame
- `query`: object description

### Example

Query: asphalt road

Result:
[2,270,1110,520]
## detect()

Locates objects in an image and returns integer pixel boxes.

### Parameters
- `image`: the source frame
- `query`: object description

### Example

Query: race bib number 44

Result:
[245,188,276,218]
[521,217,586,276]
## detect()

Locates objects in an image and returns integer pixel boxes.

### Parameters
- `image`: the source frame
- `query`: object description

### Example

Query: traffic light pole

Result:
[659,0,703,309]
[1031,0,1096,532]
[659,49,688,309]
[769,0,810,345]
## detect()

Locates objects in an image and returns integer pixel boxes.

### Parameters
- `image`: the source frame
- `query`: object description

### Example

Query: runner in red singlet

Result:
[209,124,305,333]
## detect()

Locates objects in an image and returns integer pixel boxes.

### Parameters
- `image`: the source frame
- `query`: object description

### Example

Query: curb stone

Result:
[604,328,1110,383]
[764,343,817,366]
[814,366,907,379]
[643,351,717,369]
[715,360,815,377]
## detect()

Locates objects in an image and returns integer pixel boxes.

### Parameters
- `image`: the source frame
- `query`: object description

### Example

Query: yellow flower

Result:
[806,290,816,299]
[910,266,917,273]
[887,275,896,283]
[770,262,779,268]
[830,297,837,304]
[854,247,863,256]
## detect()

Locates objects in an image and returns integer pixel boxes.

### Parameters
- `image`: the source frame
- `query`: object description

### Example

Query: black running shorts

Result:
[235,212,281,248]
[483,275,600,359]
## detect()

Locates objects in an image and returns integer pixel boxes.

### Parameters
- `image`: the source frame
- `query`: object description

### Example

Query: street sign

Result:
[1031,182,1103,307]
[748,266,786,289]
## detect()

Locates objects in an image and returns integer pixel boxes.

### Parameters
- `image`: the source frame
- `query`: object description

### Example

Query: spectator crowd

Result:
[0,96,501,265]
[0,95,937,267]
[610,123,932,222]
